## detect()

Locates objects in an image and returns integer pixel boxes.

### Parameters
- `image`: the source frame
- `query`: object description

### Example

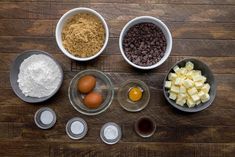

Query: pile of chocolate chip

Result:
[123,23,167,66]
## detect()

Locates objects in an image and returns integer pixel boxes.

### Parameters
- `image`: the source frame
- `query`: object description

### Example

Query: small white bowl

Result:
[55,8,109,61]
[119,16,172,70]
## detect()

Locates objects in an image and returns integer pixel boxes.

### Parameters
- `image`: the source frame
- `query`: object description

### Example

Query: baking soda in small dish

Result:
[66,117,88,140]
[34,107,56,129]
[100,122,121,145]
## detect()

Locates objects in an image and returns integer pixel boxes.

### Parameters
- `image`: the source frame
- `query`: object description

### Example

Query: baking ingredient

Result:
[62,13,105,58]
[77,75,96,94]
[128,86,143,102]
[70,121,84,135]
[104,125,119,140]
[84,92,103,109]
[17,54,62,98]
[40,110,54,125]
[123,23,167,66]
[165,61,210,107]
[135,117,156,137]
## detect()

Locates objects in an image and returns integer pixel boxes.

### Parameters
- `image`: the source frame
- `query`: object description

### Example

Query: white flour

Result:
[17,54,62,98]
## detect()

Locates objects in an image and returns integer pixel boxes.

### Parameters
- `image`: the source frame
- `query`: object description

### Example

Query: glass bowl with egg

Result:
[163,58,216,112]
[69,69,114,115]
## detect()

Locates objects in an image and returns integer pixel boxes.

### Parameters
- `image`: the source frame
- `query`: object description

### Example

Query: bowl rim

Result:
[68,69,114,116]
[119,16,172,70]
[10,50,64,103]
[55,7,109,61]
[163,58,217,112]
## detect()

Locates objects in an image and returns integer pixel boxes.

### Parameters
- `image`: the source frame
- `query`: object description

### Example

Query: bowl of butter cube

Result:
[163,58,216,112]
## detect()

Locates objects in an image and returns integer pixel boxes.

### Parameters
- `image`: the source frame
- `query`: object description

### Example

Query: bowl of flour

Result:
[10,50,63,103]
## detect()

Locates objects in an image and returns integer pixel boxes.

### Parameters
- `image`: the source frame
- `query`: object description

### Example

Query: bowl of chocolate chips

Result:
[119,16,172,70]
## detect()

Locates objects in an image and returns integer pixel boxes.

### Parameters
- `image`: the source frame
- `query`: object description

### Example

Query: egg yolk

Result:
[128,87,143,102]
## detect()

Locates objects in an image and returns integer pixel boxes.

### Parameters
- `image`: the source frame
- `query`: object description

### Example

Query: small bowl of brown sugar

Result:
[119,16,172,70]
[56,8,109,61]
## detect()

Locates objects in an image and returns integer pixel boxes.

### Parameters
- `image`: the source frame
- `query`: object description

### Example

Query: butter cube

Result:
[183,79,194,88]
[180,68,187,75]
[191,94,200,102]
[178,93,187,100]
[170,86,180,93]
[195,82,204,89]
[193,70,202,76]
[186,71,193,79]
[201,93,210,103]
[201,83,210,93]
[187,97,195,108]
[185,61,194,71]
[173,66,180,74]
[168,73,177,81]
[165,81,171,89]
[176,98,186,106]
[169,92,177,100]
[196,100,201,105]
[175,77,183,85]
[188,87,198,96]
[179,86,186,93]
[198,91,206,99]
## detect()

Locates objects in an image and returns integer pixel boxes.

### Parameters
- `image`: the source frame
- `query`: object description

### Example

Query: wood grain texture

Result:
[0,0,234,157]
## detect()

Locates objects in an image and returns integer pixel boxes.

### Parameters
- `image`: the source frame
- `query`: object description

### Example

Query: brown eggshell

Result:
[84,92,103,109]
[77,75,96,94]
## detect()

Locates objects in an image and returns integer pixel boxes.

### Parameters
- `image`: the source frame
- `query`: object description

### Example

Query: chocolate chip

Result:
[122,22,167,66]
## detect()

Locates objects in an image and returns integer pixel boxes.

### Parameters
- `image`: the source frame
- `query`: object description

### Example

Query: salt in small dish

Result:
[34,107,57,129]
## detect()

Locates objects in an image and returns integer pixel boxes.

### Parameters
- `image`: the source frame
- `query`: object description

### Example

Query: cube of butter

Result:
[187,97,195,108]
[201,93,210,103]
[186,71,193,79]
[195,82,204,89]
[192,75,204,82]
[175,77,183,85]
[180,68,187,75]
[191,94,200,102]
[168,73,177,81]
[173,66,180,74]
[170,85,180,93]
[179,86,186,93]
[176,98,186,106]
[183,79,194,88]
[185,61,194,71]
[198,91,206,99]
[201,83,210,93]
[188,87,198,96]
[196,100,201,105]
[169,92,177,100]
[178,93,187,100]
[165,81,171,89]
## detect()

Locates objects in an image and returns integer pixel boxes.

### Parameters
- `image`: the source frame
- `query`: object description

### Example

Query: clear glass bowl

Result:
[117,79,150,112]
[68,69,114,115]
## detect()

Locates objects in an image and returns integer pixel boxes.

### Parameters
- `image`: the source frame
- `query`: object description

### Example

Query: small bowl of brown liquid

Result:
[134,116,156,138]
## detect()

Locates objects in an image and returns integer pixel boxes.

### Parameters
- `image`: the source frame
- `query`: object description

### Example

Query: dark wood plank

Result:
[1,0,235,5]
[1,37,235,57]
[0,3,234,22]
[1,20,235,40]
[0,121,235,143]
[0,141,49,157]
[49,142,235,157]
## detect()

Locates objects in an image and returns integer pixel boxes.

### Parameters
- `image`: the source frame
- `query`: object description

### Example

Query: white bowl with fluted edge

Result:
[55,7,109,61]
[119,16,172,70]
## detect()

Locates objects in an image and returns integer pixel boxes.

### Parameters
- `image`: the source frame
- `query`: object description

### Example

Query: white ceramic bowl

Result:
[119,16,172,70]
[55,8,109,61]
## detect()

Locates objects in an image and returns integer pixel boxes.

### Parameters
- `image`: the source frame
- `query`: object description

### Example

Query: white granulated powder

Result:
[70,121,84,135]
[104,125,118,140]
[40,110,54,125]
[17,54,62,98]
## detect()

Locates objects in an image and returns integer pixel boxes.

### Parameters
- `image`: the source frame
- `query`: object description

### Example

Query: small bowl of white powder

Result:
[34,107,57,129]
[100,122,122,145]
[10,50,63,103]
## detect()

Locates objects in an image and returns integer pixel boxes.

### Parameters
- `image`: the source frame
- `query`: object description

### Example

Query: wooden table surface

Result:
[0,0,235,157]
